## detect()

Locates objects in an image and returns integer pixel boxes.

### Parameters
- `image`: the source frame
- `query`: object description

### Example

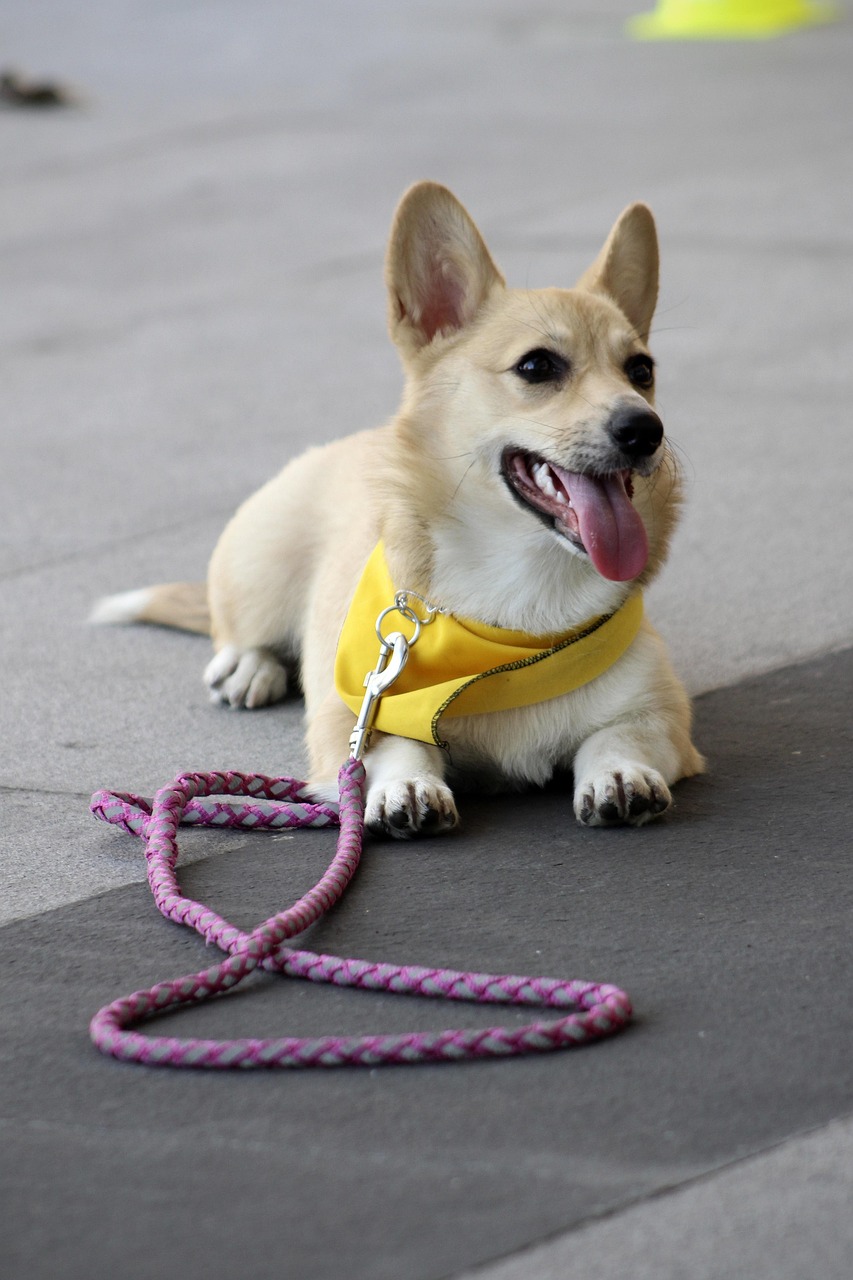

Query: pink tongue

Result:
[554,468,649,581]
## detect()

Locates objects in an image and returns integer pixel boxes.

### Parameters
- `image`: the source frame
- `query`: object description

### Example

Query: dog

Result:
[93,181,703,837]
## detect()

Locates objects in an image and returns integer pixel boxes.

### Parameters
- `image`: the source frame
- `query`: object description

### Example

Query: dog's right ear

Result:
[385,182,505,355]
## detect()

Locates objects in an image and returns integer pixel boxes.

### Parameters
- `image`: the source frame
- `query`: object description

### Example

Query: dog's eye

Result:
[625,355,655,389]
[514,348,567,385]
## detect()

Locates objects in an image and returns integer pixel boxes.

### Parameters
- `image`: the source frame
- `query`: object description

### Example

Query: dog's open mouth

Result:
[501,448,649,582]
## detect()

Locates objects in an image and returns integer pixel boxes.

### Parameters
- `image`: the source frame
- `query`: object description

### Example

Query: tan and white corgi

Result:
[94,182,703,837]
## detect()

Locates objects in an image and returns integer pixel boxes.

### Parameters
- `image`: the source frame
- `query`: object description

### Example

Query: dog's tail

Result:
[90,583,211,636]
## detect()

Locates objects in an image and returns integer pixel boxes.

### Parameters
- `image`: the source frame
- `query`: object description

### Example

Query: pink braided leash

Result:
[89,759,632,1068]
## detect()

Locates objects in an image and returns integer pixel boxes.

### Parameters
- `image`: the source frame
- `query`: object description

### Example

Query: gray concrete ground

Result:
[1,3,851,1278]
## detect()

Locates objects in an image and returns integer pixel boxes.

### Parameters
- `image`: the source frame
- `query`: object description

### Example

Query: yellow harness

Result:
[334,543,644,748]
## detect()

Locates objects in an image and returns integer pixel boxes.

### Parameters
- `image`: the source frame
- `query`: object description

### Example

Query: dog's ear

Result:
[576,203,659,342]
[386,182,505,352]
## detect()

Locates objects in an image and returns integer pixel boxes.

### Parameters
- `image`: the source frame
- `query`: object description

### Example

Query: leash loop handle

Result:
[88,762,633,1069]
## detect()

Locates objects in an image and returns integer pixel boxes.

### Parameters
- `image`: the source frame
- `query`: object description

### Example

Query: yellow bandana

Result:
[335,543,644,748]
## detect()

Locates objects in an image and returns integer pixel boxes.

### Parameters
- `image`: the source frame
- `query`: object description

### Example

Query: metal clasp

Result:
[347,585,444,762]
[348,631,410,761]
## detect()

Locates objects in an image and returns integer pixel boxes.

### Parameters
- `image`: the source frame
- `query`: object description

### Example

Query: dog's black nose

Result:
[608,406,664,459]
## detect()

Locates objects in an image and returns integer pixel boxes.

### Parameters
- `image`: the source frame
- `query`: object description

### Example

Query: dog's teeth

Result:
[531,460,574,506]
[532,462,558,498]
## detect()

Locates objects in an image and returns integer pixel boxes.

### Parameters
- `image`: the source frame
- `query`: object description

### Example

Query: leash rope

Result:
[89,760,632,1068]
[89,594,631,1068]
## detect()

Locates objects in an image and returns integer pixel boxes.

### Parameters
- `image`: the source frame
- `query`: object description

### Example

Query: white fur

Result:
[89,588,154,626]
[204,645,288,709]
[361,735,458,838]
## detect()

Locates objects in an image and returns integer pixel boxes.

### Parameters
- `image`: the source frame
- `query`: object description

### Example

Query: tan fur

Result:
[95,182,703,836]
[141,583,210,634]
[91,581,211,634]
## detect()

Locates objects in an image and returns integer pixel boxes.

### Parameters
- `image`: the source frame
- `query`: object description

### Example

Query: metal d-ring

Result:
[375,589,444,646]
[375,602,423,648]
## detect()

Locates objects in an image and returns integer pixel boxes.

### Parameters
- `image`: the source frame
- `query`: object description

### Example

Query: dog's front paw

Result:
[204,645,289,709]
[366,778,459,840]
[574,766,671,827]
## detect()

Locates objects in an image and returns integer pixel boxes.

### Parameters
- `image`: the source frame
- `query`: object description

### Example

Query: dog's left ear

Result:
[385,182,505,354]
[576,203,659,342]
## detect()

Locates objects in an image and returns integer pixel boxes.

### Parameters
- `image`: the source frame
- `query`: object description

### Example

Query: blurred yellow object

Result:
[627,0,839,39]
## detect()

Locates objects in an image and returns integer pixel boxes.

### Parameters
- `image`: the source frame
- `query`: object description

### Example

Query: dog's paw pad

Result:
[366,779,459,840]
[575,767,671,828]
[204,646,288,709]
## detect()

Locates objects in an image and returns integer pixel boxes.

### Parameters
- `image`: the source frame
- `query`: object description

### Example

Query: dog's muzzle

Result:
[501,445,654,583]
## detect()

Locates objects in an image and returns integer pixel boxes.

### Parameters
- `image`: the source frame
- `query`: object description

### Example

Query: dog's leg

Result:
[202,463,315,709]
[307,693,459,839]
[203,431,384,712]
[362,735,459,839]
[572,711,701,827]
